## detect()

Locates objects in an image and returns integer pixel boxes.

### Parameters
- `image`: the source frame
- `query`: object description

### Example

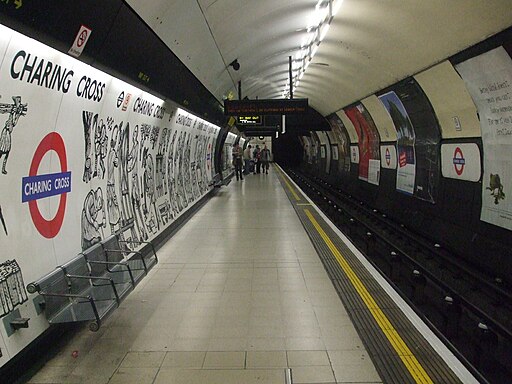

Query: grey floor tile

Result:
[246,351,288,368]
[161,351,206,368]
[154,368,284,384]
[291,365,336,383]
[120,351,165,368]
[332,363,382,382]
[287,350,330,367]
[203,351,246,369]
[108,368,158,384]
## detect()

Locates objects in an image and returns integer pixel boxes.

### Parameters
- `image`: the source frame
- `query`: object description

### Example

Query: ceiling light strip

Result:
[282,0,343,98]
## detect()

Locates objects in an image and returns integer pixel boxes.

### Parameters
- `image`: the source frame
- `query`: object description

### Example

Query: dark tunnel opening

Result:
[273,133,303,167]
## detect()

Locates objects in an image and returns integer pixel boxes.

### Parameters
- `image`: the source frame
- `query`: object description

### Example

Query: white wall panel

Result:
[362,95,398,142]
[415,61,481,139]
[336,111,358,143]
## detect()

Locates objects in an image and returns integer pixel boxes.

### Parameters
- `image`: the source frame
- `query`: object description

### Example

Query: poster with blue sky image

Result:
[378,91,416,194]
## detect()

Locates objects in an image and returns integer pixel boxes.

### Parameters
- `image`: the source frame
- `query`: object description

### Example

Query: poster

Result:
[302,136,313,164]
[456,47,512,230]
[344,104,380,185]
[378,91,416,194]
[310,132,320,165]
[327,113,350,174]
[317,131,331,174]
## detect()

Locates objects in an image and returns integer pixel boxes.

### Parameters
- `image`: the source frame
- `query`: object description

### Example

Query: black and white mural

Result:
[0,23,221,366]
[76,109,219,248]
[0,96,27,175]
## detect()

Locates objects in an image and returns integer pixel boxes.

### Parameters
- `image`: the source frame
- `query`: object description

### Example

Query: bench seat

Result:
[27,227,158,332]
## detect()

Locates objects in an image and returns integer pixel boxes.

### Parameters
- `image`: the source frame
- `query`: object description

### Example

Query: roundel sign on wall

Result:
[380,145,397,169]
[22,132,72,238]
[441,143,480,182]
[453,147,465,176]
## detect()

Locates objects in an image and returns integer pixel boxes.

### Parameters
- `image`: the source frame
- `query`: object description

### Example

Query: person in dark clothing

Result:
[260,145,271,174]
[232,143,243,180]
[253,145,261,174]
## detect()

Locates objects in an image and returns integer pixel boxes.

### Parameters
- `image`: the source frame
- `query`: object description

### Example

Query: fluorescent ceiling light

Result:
[333,0,344,16]
[311,44,319,57]
[319,22,330,42]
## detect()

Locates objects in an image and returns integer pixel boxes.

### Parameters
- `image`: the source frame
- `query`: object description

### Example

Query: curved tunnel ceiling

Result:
[126,0,512,116]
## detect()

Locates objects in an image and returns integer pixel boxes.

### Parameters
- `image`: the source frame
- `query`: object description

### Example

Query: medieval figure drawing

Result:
[82,111,96,183]
[118,121,134,229]
[81,187,106,250]
[0,96,27,175]
[150,125,160,150]
[82,112,107,182]
[140,124,151,155]
[93,118,108,179]
[142,150,160,233]
[190,135,200,200]
[195,135,206,195]
[155,128,168,199]
[174,131,186,212]
[0,260,28,318]
[0,204,7,236]
[106,126,121,233]
[166,130,179,218]
[127,125,147,241]
[183,133,193,204]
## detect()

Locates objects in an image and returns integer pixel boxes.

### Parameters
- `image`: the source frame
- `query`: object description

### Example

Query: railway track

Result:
[286,168,512,383]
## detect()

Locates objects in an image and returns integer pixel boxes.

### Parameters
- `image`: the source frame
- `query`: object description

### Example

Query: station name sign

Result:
[224,98,308,116]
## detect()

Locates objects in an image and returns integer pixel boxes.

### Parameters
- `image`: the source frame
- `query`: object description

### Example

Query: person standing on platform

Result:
[261,144,271,174]
[243,144,252,175]
[232,143,243,180]
[253,145,261,174]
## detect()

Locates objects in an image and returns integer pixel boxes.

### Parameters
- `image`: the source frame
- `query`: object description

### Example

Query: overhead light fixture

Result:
[282,0,340,98]
[311,44,319,58]
[229,59,240,71]
[332,0,344,16]
[319,22,330,42]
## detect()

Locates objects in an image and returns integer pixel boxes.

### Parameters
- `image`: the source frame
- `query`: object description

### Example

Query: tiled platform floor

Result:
[28,166,381,384]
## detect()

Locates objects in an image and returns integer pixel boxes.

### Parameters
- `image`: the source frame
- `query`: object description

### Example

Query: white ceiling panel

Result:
[127,0,512,116]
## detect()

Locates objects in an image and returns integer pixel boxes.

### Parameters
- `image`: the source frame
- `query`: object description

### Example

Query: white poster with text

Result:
[456,47,512,230]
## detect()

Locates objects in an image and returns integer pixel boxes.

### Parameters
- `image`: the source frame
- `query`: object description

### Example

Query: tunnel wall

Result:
[0,24,222,366]
[294,30,512,282]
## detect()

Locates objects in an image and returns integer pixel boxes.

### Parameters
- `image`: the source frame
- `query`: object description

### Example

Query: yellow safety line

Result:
[275,166,301,201]
[304,208,433,384]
